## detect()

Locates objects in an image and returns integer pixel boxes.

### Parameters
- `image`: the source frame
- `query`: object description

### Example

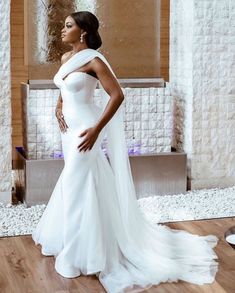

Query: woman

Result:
[32,11,219,293]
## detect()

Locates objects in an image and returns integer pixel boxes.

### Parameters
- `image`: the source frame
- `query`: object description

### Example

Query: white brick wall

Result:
[0,0,12,203]
[22,85,174,159]
[170,0,235,189]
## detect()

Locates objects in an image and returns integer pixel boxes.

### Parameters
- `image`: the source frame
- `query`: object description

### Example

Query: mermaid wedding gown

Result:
[32,48,219,293]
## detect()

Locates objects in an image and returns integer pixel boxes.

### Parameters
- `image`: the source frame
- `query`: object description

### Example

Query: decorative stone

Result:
[1,186,235,237]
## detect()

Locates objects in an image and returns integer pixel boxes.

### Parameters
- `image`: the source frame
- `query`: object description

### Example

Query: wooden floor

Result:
[0,217,235,293]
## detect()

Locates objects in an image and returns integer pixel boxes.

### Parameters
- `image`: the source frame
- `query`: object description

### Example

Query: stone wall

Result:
[170,0,235,189]
[0,0,12,203]
[22,84,173,159]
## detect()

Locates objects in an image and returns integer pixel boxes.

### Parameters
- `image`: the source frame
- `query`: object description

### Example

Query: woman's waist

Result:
[61,91,95,104]
[62,103,102,124]
[62,102,102,113]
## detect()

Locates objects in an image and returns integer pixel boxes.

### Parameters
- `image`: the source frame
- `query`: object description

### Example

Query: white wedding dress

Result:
[32,48,219,293]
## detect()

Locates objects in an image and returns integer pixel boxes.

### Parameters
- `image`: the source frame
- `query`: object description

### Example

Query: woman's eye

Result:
[66,25,72,28]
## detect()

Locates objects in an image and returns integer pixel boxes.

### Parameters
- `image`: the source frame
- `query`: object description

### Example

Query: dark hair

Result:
[70,11,102,50]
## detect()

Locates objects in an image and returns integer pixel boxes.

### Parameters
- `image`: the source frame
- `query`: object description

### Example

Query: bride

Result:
[32,11,219,293]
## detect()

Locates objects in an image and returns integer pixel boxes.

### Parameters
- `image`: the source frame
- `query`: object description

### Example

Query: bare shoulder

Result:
[90,56,110,73]
[61,51,73,64]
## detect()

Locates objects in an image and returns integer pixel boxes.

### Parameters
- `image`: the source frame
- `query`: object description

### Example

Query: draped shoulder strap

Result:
[56,48,117,85]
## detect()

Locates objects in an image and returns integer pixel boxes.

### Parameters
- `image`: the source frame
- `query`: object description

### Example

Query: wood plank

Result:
[11,0,29,147]
[161,0,170,10]
[0,217,234,292]
[160,0,169,81]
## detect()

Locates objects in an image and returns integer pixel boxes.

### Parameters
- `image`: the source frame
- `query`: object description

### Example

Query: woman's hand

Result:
[55,108,69,133]
[78,127,100,152]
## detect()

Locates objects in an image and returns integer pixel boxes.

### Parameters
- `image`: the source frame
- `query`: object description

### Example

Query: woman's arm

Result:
[55,52,71,133]
[55,92,63,113]
[92,57,124,132]
[55,92,68,133]
[78,57,124,152]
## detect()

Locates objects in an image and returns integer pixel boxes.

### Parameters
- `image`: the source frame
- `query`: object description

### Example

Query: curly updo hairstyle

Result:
[70,11,102,50]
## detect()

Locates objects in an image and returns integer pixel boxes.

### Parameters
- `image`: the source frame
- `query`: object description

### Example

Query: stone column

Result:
[0,0,12,203]
[170,0,235,189]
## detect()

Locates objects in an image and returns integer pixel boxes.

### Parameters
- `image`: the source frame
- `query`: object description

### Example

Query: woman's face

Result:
[61,16,81,43]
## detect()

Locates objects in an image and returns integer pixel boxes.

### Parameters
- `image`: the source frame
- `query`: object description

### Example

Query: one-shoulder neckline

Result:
[62,48,96,67]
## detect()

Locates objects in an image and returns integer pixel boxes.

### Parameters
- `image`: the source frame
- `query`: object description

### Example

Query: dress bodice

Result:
[53,71,98,105]
[53,70,101,130]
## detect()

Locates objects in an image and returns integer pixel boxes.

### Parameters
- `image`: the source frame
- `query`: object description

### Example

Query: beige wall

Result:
[97,0,161,78]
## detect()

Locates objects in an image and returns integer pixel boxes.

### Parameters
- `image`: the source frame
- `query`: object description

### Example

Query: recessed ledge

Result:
[25,77,165,89]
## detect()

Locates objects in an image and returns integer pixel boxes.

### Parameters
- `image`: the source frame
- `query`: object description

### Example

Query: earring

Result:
[80,34,84,43]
